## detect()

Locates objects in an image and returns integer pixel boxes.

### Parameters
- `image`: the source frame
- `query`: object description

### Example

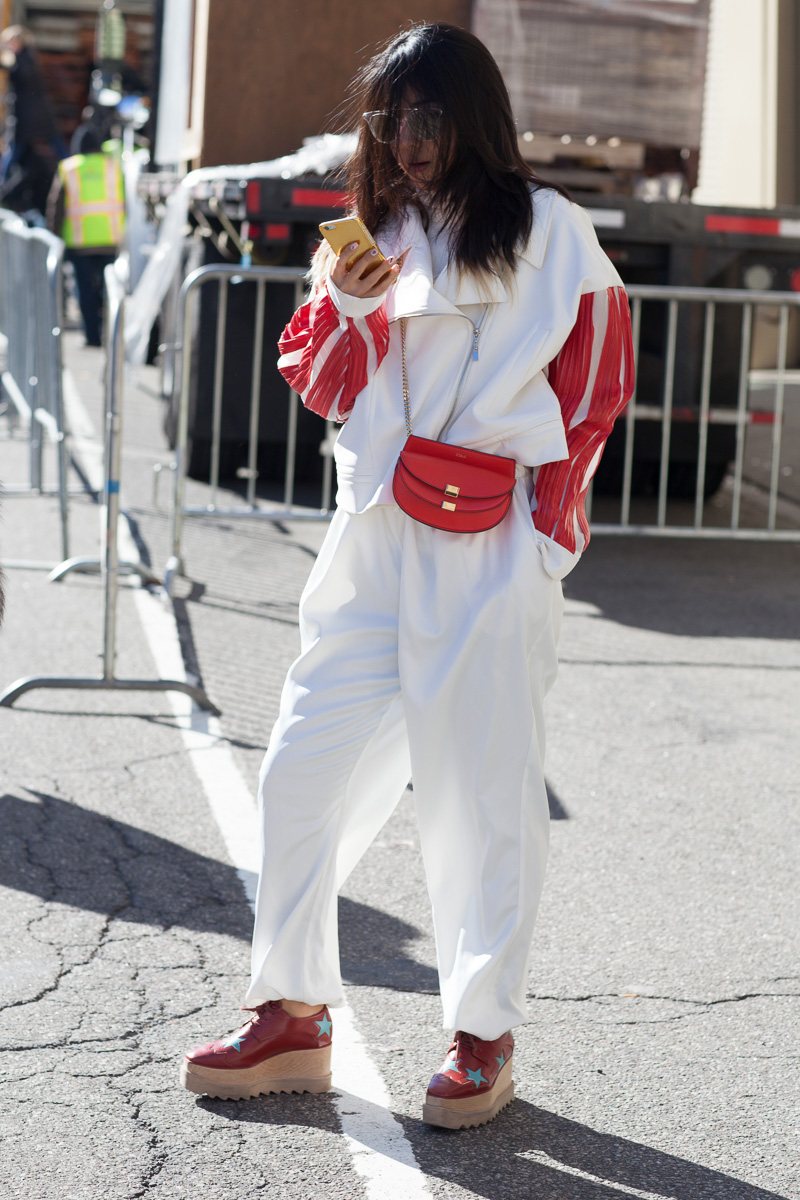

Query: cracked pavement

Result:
[0,331,799,1199]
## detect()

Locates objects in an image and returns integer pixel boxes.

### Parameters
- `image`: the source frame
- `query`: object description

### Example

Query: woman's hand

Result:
[330,243,408,299]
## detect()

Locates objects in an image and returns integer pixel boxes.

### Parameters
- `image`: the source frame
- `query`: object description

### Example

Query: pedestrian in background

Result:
[0,25,61,216]
[182,23,634,1129]
[46,127,125,347]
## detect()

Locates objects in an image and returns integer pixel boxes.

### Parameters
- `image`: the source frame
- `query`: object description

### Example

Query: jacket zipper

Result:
[393,304,490,437]
[441,304,490,438]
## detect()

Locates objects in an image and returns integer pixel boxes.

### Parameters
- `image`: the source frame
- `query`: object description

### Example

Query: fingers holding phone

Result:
[330,243,406,299]
[319,218,410,300]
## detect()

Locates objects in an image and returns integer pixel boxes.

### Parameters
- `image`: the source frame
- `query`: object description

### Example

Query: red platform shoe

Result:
[422,1029,514,1129]
[180,1001,333,1100]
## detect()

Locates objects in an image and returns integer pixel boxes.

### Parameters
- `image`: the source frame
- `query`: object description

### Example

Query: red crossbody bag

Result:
[392,317,516,533]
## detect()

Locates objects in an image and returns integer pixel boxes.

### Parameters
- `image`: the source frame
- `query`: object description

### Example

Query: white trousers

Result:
[246,481,563,1040]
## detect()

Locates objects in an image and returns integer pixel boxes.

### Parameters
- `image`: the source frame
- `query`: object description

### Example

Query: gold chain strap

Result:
[400,306,487,442]
[400,317,413,437]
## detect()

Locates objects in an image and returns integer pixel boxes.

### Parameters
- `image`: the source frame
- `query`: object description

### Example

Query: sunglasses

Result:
[362,106,444,144]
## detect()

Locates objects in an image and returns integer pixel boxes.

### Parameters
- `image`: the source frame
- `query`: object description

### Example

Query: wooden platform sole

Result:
[180,1045,332,1100]
[422,1059,514,1129]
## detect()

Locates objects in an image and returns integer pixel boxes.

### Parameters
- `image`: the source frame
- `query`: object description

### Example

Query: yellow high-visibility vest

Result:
[59,153,125,249]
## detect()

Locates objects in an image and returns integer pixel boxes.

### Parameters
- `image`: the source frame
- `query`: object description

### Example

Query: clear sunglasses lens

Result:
[407,109,442,141]
[363,112,393,142]
[363,108,442,143]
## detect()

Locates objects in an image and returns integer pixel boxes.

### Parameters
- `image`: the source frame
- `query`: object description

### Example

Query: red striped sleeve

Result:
[277,287,389,420]
[533,286,635,554]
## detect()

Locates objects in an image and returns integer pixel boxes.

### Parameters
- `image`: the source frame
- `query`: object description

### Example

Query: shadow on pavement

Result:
[196,1089,342,1134]
[4,707,266,752]
[406,1098,789,1199]
[1,788,254,941]
[1,790,440,992]
[339,896,439,994]
[546,781,569,819]
[564,537,800,641]
[196,1086,788,1200]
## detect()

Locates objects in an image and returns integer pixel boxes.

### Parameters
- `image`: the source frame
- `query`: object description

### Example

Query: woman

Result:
[182,23,634,1129]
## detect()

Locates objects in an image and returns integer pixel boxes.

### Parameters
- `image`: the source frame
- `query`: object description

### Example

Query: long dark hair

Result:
[339,24,569,278]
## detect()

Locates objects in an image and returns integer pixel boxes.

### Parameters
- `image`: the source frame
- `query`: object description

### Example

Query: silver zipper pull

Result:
[472,328,480,361]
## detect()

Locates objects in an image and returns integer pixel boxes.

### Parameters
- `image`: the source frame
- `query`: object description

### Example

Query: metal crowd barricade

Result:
[0,209,16,351]
[164,263,335,595]
[589,284,800,541]
[0,264,220,713]
[163,273,800,596]
[0,209,72,560]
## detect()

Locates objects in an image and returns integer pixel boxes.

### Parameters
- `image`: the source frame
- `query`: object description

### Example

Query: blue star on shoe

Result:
[442,1055,461,1076]
[496,1051,506,1069]
[221,1034,244,1052]
[315,1012,332,1039]
[465,1066,487,1089]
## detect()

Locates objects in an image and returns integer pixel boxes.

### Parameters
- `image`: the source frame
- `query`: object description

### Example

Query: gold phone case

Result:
[319,217,386,273]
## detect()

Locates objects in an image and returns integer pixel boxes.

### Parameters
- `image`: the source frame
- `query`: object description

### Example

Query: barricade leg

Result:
[0,675,221,712]
[0,262,221,715]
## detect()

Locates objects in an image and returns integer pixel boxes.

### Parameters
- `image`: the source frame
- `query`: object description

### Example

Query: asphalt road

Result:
[0,330,798,1200]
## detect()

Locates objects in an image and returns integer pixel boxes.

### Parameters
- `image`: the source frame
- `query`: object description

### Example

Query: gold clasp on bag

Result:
[442,500,457,511]
[444,484,460,497]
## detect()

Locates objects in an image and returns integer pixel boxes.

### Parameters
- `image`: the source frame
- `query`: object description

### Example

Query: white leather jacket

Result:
[278,187,634,578]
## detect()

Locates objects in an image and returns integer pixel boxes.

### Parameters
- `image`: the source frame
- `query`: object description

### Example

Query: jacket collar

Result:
[384,186,557,321]
[385,207,462,322]
[520,185,557,269]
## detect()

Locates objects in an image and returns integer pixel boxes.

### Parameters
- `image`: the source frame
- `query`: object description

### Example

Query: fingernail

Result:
[349,242,358,250]
[370,248,378,256]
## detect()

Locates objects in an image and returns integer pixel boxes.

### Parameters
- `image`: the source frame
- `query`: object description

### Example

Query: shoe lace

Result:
[453,1030,512,1063]
[453,1030,498,1066]
[449,1031,478,1062]
[235,999,282,1031]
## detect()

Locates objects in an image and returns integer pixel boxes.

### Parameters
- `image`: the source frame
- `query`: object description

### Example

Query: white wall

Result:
[693,0,778,208]
[153,0,193,169]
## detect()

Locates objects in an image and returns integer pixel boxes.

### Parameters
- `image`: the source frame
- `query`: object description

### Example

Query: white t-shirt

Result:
[424,206,451,279]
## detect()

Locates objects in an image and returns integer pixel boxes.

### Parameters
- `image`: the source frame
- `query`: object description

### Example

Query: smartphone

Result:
[318,216,388,277]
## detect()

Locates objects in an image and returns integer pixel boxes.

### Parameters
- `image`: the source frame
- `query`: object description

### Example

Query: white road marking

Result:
[327,1004,429,1194]
[517,1150,681,1200]
[68,372,430,1199]
[63,367,105,492]
[127,583,262,904]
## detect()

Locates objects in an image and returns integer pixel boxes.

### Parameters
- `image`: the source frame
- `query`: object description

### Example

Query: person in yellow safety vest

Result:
[46,127,125,347]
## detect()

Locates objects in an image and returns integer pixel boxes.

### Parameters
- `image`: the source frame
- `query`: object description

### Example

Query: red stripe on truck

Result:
[245,181,261,211]
[705,215,780,235]
[291,188,348,208]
